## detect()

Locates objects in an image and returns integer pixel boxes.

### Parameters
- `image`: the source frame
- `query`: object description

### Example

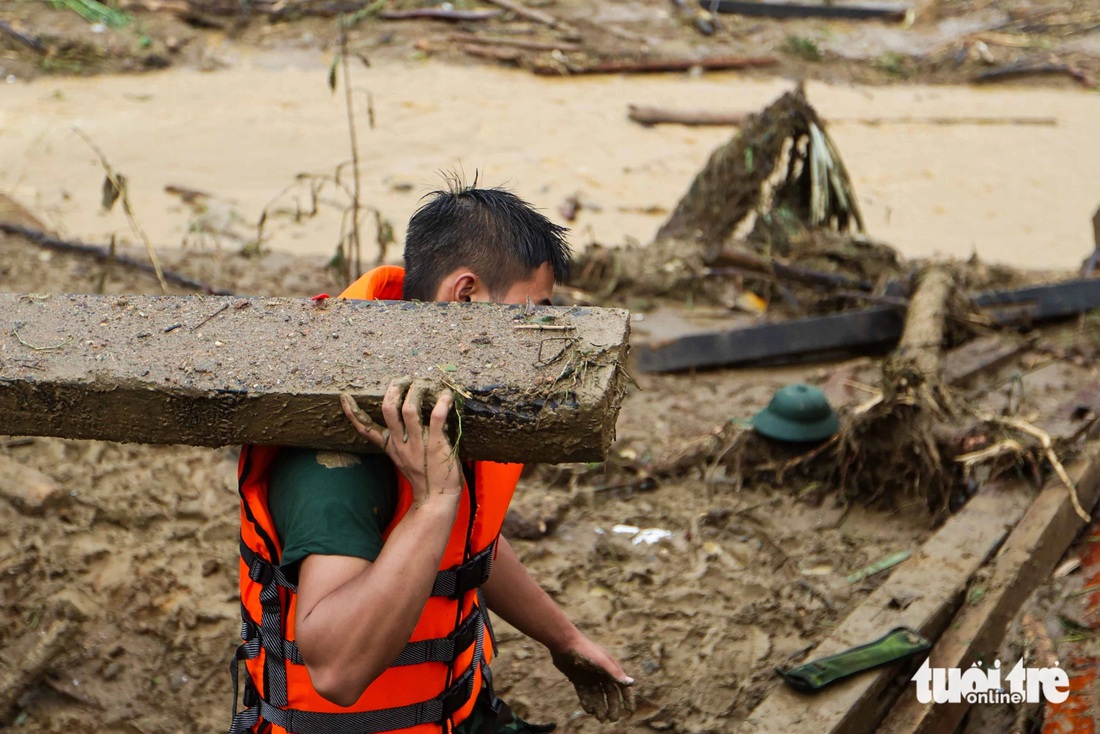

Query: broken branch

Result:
[532,54,778,76]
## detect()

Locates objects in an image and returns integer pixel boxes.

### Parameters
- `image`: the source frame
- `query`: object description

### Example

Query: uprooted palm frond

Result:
[657,82,864,259]
[568,85,886,307]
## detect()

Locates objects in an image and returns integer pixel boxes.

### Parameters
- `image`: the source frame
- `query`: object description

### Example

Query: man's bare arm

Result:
[294,501,456,706]
[482,536,635,721]
[293,380,462,706]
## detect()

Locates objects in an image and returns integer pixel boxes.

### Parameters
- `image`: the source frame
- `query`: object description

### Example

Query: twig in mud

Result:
[462,44,522,63]
[798,579,836,612]
[0,438,35,449]
[0,223,232,295]
[379,8,502,21]
[973,60,1096,88]
[94,235,116,295]
[513,323,576,331]
[448,32,581,52]
[10,325,71,352]
[742,510,795,575]
[976,412,1089,521]
[190,302,230,331]
[0,19,46,53]
[72,127,169,295]
[481,0,560,26]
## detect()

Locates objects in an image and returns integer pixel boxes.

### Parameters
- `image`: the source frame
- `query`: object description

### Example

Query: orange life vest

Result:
[230,267,523,734]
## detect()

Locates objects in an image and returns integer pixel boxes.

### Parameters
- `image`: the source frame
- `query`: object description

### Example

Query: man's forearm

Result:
[481,536,580,654]
[295,501,457,705]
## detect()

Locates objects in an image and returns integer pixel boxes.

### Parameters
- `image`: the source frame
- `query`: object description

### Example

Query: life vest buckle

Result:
[242,678,260,708]
[439,666,475,723]
[248,556,274,586]
[449,562,484,600]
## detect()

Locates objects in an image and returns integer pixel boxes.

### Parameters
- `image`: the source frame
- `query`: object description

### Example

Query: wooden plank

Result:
[637,278,1100,373]
[636,306,904,372]
[0,293,630,463]
[974,278,1100,324]
[738,483,1034,734]
[878,442,1100,734]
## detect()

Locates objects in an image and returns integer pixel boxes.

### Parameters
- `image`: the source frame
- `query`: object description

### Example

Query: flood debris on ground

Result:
[0,35,1099,734]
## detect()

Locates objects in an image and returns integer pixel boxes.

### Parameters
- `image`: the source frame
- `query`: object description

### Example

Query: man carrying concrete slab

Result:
[230,184,634,734]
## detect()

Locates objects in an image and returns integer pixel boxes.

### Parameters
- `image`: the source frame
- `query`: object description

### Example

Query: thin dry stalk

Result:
[73,127,169,295]
[338,17,364,284]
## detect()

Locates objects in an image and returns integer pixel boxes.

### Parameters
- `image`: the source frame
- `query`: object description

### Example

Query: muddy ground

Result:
[2,189,1100,734]
[1,2,1099,730]
[1,0,1098,86]
[0,216,933,733]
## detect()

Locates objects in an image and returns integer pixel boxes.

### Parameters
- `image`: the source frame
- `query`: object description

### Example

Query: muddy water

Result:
[1,55,1097,270]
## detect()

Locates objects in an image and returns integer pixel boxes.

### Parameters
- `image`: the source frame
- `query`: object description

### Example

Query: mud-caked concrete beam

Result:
[0,294,631,463]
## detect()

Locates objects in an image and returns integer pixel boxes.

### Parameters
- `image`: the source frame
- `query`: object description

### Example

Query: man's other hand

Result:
[340,379,462,509]
[552,636,635,723]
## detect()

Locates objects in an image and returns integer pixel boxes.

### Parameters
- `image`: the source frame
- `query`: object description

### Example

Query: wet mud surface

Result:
[0,225,939,733]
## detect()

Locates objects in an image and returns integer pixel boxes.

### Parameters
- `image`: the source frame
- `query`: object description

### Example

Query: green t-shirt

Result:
[267,447,396,578]
[265,448,552,734]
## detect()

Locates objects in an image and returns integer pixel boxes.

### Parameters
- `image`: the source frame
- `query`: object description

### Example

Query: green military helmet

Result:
[750,383,839,443]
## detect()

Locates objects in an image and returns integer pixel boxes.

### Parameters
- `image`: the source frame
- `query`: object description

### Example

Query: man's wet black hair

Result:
[402,180,572,302]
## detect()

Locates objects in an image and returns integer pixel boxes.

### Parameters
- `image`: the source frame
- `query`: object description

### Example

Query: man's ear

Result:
[452,272,479,303]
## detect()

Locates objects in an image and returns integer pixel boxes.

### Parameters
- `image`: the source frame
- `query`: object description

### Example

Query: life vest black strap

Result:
[241,536,494,601]
[234,538,491,732]
[431,541,496,600]
[246,623,484,734]
[392,606,482,667]
[241,538,298,592]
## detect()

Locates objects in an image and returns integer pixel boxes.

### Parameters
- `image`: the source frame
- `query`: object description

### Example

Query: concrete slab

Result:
[0,294,631,463]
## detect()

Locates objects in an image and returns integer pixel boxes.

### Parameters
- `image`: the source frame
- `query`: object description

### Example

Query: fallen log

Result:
[531,54,778,76]
[449,32,582,52]
[739,479,1034,734]
[0,294,630,463]
[461,43,522,63]
[887,266,953,392]
[836,266,955,510]
[628,105,747,127]
[702,0,910,22]
[878,441,1100,734]
[626,106,1058,128]
[710,247,874,291]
